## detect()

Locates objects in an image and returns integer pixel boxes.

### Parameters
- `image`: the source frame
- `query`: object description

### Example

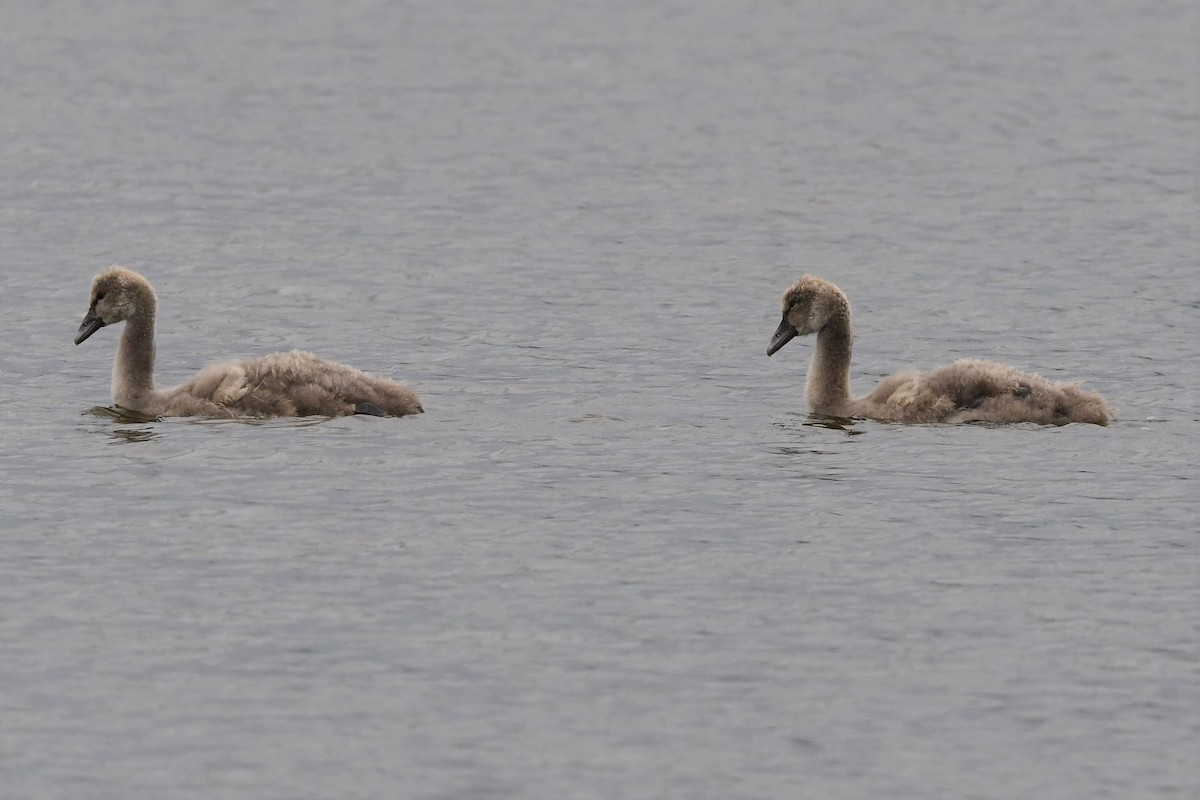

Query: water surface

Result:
[1,1,1197,798]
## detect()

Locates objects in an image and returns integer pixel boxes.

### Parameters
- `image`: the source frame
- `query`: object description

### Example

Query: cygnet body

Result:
[75,266,423,418]
[767,275,1112,425]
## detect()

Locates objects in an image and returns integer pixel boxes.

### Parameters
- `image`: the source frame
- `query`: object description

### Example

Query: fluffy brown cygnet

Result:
[74,266,423,418]
[767,275,1112,425]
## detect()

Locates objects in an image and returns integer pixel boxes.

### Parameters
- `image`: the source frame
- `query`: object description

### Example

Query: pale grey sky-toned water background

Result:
[1,1,1197,798]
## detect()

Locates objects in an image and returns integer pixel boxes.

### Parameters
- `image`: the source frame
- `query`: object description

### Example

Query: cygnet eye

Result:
[96,292,106,301]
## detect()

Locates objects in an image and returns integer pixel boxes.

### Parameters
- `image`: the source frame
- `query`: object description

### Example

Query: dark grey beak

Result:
[767,316,797,356]
[74,307,105,345]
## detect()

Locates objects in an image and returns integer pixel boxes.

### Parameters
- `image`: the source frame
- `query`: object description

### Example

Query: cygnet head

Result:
[74,266,156,345]
[767,275,850,356]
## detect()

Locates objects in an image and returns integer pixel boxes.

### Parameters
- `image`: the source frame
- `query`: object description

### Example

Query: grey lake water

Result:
[1,1,1197,798]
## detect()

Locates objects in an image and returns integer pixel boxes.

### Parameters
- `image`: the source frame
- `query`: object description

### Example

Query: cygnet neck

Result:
[113,301,157,408]
[807,307,854,416]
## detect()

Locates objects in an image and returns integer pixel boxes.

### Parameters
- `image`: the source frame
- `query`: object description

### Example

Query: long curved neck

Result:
[807,312,853,416]
[113,304,157,408]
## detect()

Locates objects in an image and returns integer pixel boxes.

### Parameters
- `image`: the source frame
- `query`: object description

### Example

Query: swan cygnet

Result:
[74,266,424,418]
[766,275,1112,426]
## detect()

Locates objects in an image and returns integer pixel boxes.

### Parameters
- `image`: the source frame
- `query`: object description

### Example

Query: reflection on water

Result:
[108,426,159,443]
[800,414,867,434]
[773,413,867,436]
[83,406,163,443]
[568,413,627,423]
[83,406,331,435]
[84,405,160,423]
